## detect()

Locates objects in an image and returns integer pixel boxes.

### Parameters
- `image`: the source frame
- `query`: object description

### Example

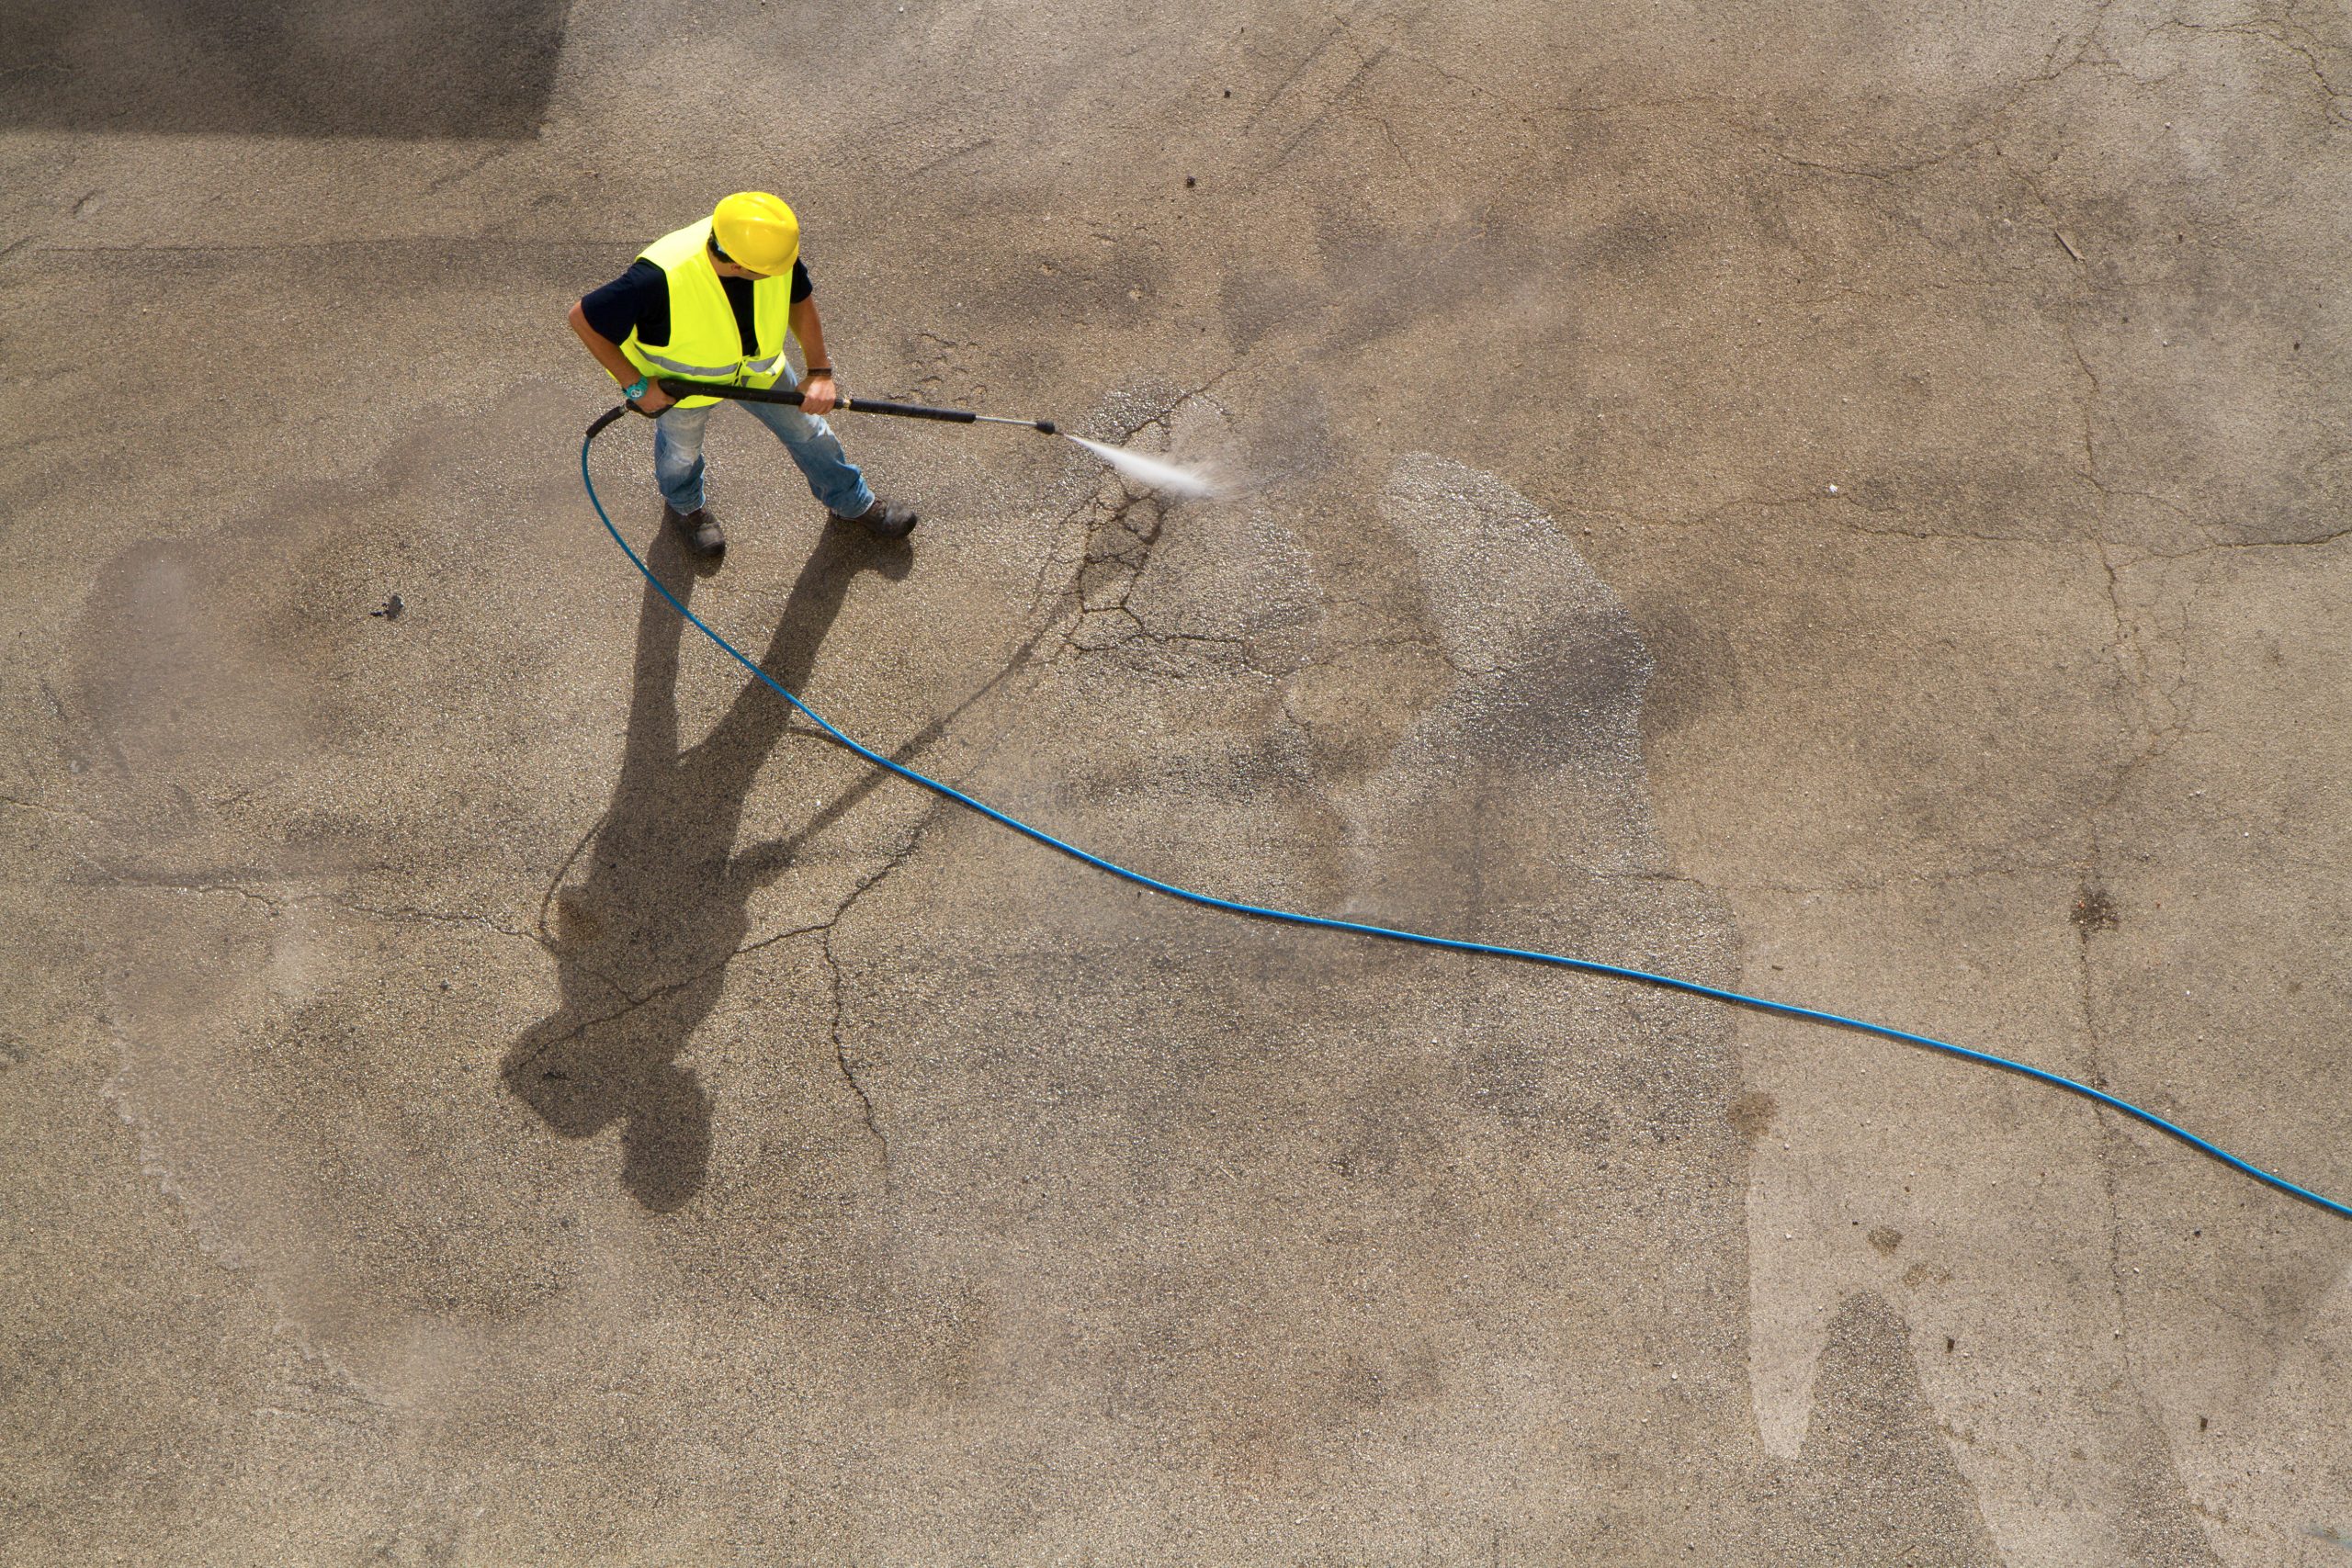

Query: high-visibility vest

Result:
[617,219,793,409]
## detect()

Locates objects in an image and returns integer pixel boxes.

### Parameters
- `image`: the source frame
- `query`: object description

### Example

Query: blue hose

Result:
[579,416,2350,1223]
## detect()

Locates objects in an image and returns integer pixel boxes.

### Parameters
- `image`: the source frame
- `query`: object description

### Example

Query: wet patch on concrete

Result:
[1781,1292,2003,1562]
[1727,1089,1778,1144]
[761,449,2005,1556]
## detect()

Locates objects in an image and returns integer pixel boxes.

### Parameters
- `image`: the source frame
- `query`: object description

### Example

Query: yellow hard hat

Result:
[711,191,799,275]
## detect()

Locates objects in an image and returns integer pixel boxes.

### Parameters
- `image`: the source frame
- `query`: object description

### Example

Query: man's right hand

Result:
[629,381,677,416]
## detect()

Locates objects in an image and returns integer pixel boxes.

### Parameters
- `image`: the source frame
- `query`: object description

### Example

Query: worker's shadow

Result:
[502,522,910,1211]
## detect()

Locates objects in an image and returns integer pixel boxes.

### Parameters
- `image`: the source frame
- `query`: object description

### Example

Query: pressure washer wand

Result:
[653,378,1057,434]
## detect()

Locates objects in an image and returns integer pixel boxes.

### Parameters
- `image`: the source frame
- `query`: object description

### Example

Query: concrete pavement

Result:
[4,1,2348,1562]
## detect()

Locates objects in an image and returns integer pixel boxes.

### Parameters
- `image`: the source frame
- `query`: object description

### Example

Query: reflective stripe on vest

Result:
[618,219,796,409]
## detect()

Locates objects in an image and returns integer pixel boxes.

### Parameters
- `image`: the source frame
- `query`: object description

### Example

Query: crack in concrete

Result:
[1751,2,2187,190]
[322,898,542,946]
[1241,0,1386,130]
[2134,525,2352,558]
[1826,517,2071,546]
[817,797,954,1166]
[1765,131,2009,184]
[1059,491,1171,660]
[0,792,90,824]
[1042,370,1243,661]
[2055,197,2226,1528]
[1386,45,1487,96]
[1025,492,1109,626]
[62,853,564,953]
[1106,367,1239,446]
[67,857,296,917]
[506,918,837,1073]
[2059,317,2109,501]
[903,136,995,179]
[2051,296,2203,781]
[768,617,1067,1157]
[2152,17,2350,122]
[1266,44,1396,171]
[2068,869,2221,1564]
[505,570,1069,1137]
[503,633,1050,1102]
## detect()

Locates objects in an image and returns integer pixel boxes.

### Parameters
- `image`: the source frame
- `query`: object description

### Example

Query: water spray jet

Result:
[1060,434,1217,498]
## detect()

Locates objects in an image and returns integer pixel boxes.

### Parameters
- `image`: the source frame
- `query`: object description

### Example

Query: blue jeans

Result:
[650,386,876,519]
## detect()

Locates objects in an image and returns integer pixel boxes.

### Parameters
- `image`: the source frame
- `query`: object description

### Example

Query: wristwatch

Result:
[622,375,650,400]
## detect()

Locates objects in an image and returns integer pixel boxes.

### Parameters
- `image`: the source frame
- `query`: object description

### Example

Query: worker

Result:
[567,191,915,559]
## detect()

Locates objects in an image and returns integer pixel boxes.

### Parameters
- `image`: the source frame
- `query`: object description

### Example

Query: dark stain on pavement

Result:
[502,520,910,1212]
[2070,884,2120,934]
[2,0,571,138]
[1726,1089,1778,1144]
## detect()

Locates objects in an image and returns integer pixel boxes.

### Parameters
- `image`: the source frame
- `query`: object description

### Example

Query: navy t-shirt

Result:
[580,256,813,354]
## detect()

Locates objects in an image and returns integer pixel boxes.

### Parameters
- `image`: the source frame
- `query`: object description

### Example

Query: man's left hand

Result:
[800,373,839,415]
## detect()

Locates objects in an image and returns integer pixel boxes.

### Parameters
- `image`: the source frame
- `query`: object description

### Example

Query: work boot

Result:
[836,499,918,539]
[663,503,725,558]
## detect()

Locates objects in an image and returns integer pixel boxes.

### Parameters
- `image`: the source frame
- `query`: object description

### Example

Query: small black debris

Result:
[1184,175,1196,187]
[371,592,405,621]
